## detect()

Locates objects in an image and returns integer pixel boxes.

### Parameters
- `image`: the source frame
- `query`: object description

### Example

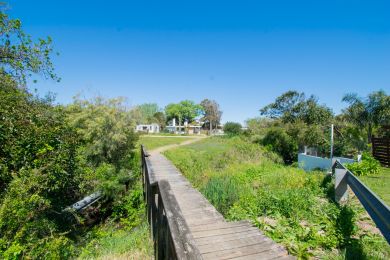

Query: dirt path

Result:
[149,135,206,154]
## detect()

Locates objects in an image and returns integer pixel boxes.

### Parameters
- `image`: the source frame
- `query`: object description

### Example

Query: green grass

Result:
[78,222,152,259]
[139,136,195,150]
[140,132,190,136]
[164,136,390,259]
[360,167,390,205]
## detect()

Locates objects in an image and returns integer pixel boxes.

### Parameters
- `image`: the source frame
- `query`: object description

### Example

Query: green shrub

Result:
[223,122,242,135]
[65,96,138,169]
[112,183,144,230]
[262,128,298,164]
[345,152,380,176]
[201,175,242,215]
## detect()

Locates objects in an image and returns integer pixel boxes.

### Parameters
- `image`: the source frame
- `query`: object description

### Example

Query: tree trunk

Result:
[209,120,212,135]
[178,116,181,134]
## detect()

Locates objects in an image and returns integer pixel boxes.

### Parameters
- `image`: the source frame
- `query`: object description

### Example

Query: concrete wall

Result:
[298,153,355,171]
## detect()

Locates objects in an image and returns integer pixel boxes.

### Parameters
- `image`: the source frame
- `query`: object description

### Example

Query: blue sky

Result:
[8,0,390,123]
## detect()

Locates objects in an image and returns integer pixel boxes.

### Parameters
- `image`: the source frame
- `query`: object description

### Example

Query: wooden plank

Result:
[191,220,251,232]
[234,252,294,260]
[185,217,225,227]
[192,225,259,238]
[202,242,281,260]
[190,219,227,227]
[195,230,263,246]
[198,234,271,253]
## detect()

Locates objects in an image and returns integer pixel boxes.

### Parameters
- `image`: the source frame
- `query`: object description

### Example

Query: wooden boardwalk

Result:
[146,149,294,259]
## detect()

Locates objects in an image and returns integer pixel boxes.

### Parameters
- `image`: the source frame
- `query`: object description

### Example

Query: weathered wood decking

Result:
[146,149,294,259]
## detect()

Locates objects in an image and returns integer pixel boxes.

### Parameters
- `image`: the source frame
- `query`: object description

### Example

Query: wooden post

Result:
[335,167,348,203]
[156,194,162,260]
[151,185,158,240]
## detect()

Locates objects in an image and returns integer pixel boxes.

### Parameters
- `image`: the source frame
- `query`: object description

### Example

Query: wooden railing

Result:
[333,160,390,243]
[141,145,203,260]
[372,137,390,167]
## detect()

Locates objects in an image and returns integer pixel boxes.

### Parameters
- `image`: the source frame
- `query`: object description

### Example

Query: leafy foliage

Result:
[0,7,148,259]
[260,90,333,125]
[342,90,389,143]
[262,127,298,164]
[0,81,81,258]
[345,153,381,176]
[131,103,161,124]
[0,5,59,84]
[165,100,203,125]
[223,122,242,135]
[0,84,143,258]
[66,96,137,169]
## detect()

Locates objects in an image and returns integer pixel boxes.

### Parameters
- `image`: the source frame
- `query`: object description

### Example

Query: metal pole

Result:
[330,124,334,159]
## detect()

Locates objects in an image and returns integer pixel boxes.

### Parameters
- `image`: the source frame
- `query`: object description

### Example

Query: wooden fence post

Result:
[335,167,348,203]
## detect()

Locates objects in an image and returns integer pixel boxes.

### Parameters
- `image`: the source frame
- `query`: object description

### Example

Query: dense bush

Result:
[345,152,381,176]
[223,122,242,135]
[0,8,145,258]
[65,97,138,169]
[0,81,82,258]
[0,82,142,257]
[262,128,298,164]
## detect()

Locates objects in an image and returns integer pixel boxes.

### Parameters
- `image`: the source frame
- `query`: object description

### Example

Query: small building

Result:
[136,123,160,134]
[166,118,202,135]
[187,124,202,135]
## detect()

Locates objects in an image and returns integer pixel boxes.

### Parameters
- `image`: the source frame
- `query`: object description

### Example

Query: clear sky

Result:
[8,0,390,123]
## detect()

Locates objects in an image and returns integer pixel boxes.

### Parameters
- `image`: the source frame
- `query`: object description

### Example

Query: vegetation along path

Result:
[145,137,294,259]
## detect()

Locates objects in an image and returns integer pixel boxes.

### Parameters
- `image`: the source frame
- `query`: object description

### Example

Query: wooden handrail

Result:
[141,145,203,259]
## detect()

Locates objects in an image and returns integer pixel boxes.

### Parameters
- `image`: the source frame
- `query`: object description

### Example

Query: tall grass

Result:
[78,223,152,259]
[165,136,390,259]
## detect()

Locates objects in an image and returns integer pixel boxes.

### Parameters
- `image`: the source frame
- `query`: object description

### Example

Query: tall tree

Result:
[165,103,182,126]
[0,3,58,85]
[342,90,389,143]
[165,100,203,126]
[132,103,160,124]
[153,111,166,129]
[200,99,222,131]
[260,90,333,125]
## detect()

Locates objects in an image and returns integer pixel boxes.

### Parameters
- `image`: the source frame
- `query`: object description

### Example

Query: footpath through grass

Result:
[164,136,390,259]
[139,135,195,150]
[360,167,390,205]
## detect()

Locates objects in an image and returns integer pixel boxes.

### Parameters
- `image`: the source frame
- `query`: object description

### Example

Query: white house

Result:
[165,118,202,135]
[136,123,160,134]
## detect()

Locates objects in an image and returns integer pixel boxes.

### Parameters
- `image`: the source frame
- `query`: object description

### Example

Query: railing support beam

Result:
[335,167,348,203]
[333,160,390,244]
